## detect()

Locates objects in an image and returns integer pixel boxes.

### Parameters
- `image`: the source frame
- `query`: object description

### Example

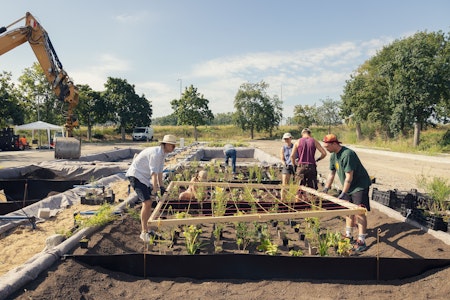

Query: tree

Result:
[211,112,234,125]
[170,85,214,141]
[17,62,63,125]
[381,31,449,146]
[316,97,342,132]
[292,104,318,129]
[233,81,282,139]
[103,77,152,141]
[340,60,391,140]
[0,71,25,127]
[77,84,107,141]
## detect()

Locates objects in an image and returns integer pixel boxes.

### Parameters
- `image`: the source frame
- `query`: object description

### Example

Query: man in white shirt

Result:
[126,134,177,242]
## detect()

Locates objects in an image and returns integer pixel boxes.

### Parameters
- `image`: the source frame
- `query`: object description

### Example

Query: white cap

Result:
[282,132,292,139]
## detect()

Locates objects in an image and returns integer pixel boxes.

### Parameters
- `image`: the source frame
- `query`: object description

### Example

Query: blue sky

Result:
[1,1,449,120]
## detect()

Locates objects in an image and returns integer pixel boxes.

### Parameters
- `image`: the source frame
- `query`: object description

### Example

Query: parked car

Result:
[132,127,154,141]
[50,131,64,148]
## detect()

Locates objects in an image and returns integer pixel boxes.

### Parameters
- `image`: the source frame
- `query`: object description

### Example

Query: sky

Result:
[1,1,449,121]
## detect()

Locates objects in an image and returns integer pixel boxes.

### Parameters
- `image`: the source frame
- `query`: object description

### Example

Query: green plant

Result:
[212,186,227,217]
[74,204,118,229]
[182,225,204,255]
[337,238,353,256]
[233,212,253,251]
[417,174,450,215]
[289,249,304,257]
[213,223,224,240]
[257,238,278,255]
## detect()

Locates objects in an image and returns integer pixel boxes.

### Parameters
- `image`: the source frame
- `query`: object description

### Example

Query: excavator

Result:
[0,12,81,159]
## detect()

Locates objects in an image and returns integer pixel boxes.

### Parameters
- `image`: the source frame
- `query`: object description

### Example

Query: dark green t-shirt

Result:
[329,146,371,194]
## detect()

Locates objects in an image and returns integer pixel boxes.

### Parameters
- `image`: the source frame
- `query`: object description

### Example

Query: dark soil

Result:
[9,202,450,300]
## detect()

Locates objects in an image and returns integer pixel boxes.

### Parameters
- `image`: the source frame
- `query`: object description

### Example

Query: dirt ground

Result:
[3,140,450,300]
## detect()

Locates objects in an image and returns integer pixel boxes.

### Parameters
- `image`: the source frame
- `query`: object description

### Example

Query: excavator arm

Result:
[0,12,79,137]
[0,12,80,159]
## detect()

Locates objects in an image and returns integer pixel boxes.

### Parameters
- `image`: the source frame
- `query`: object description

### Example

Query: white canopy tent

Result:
[15,121,64,148]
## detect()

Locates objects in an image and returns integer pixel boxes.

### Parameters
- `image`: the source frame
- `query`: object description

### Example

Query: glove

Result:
[160,186,166,195]
[322,187,329,194]
[338,192,350,200]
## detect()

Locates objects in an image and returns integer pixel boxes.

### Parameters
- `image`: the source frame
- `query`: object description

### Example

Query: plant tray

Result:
[80,195,115,205]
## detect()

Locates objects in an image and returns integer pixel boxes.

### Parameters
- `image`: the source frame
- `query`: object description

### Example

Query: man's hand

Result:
[338,192,350,200]
[322,187,329,194]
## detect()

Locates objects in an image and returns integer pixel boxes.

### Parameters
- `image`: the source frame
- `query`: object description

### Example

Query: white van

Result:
[132,126,154,141]
[51,131,64,148]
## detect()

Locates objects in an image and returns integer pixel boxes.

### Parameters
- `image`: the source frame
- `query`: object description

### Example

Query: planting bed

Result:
[4,141,450,300]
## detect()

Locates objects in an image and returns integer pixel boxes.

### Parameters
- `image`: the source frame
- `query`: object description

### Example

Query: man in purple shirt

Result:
[290,128,327,189]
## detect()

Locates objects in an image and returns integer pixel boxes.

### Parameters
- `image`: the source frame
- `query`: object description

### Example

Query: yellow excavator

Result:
[0,12,81,159]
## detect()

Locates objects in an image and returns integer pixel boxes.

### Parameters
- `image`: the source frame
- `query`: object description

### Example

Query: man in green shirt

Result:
[322,134,372,252]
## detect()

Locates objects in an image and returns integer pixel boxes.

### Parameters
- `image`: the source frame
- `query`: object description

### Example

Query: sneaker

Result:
[352,240,367,253]
[140,232,150,242]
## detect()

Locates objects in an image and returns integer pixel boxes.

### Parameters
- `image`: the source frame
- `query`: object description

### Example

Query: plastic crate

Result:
[394,190,417,210]
[371,188,396,208]
[426,215,448,232]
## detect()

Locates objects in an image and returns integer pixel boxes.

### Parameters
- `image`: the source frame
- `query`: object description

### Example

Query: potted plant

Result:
[182,225,204,255]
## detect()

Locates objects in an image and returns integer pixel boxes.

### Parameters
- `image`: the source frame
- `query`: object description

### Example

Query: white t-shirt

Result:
[125,146,166,187]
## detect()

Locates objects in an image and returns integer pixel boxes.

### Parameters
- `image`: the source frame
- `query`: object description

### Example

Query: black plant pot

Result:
[79,240,89,249]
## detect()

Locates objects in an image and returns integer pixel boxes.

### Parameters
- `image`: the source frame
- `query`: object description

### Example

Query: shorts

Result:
[281,165,295,175]
[128,176,154,203]
[296,164,318,189]
[350,188,371,211]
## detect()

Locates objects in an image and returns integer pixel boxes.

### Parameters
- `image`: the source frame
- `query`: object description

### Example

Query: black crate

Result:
[371,188,396,208]
[394,190,417,210]
[408,208,428,225]
[426,215,448,232]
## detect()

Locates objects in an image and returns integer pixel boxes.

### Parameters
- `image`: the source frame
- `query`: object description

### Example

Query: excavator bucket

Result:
[54,137,81,159]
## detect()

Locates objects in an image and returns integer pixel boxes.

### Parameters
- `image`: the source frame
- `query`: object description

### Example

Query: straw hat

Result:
[161,134,177,145]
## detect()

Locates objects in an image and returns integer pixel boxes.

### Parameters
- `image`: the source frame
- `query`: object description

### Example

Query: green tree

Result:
[316,97,342,132]
[152,113,178,126]
[211,112,234,125]
[170,84,214,141]
[381,31,449,146]
[292,104,318,129]
[17,62,62,124]
[341,60,391,140]
[0,71,25,127]
[77,84,107,141]
[103,77,152,141]
[233,81,282,139]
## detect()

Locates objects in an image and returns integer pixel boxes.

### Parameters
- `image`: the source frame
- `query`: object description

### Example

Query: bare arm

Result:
[290,142,298,166]
[324,170,336,189]
[341,171,354,194]
[280,147,285,165]
[314,139,327,162]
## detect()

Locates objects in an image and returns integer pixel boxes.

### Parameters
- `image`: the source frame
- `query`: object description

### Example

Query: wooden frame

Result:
[148,181,367,228]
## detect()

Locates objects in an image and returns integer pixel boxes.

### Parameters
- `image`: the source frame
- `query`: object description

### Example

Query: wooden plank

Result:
[147,181,367,227]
